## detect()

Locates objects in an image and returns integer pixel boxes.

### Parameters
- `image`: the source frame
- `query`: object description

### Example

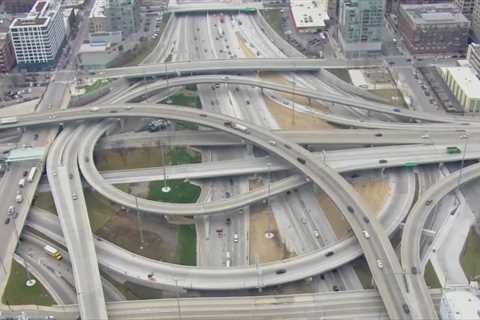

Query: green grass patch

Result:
[369,89,406,107]
[85,188,120,233]
[167,146,201,165]
[2,261,55,306]
[177,224,196,266]
[83,79,111,94]
[460,227,480,280]
[328,69,352,83]
[148,180,200,204]
[95,147,166,171]
[161,93,201,109]
[261,9,283,37]
[424,261,441,288]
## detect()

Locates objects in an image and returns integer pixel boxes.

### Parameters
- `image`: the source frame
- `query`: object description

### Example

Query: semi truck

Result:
[44,245,63,260]
[27,167,37,183]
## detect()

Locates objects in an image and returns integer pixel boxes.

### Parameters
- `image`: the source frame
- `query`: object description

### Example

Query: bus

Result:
[403,162,417,168]
[446,146,461,154]
[27,167,37,183]
[44,245,63,260]
[240,7,257,13]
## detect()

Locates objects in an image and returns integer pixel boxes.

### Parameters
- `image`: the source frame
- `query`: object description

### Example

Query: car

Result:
[199,114,208,118]
[233,233,239,243]
[393,108,401,112]
[246,100,250,105]
[34,133,39,140]
[275,269,286,275]
[362,230,370,239]
[125,106,133,110]
[313,230,320,238]
[269,140,277,146]
[225,192,231,198]
[23,170,28,177]
[4,217,10,225]
[72,193,78,200]
[379,159,388,164]
[325,251,334,257]
[363,217,370,223]
[347,206,354,213]
[411,266,418,275]
[402,304,410,314]
[8,206,15,215]
[226,218,231,225]
[376,259,384,269]
[332,285,339,291]
[374,133,383,137]
[90,107,100,112]
[421,134,430,139]
[425,200,433,206]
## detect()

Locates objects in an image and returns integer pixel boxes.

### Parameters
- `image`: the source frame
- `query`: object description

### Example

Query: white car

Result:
[233,233,239,243]
[377,259,384,269]
[362,230,370,239]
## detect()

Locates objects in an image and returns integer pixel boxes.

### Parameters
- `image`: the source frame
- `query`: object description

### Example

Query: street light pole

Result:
[456,132,469,195]
[135,197,144,249]
[174,279,182,320]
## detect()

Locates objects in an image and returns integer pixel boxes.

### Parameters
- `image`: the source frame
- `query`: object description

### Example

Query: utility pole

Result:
[291,72,296,126]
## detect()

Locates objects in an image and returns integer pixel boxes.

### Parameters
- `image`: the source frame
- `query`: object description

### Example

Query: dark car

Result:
[379,159,388,164]
[402,304,410,314]
[325,251,334,257]
[275,269,287,275]
[347,206,354,214]
[4,217,10,225]
[425,200,433,206]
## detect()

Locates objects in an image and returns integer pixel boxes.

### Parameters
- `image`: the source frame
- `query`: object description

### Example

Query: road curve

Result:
[1,104,420,319]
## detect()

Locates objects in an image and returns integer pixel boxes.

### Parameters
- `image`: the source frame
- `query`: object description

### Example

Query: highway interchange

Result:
[1,6,480,320]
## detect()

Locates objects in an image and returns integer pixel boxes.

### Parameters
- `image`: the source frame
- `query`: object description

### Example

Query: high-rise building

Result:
[338,0,385,57]
[9,0,66,69]
[471,0,480,39]
[3,0,36,14]
[388,0,449,14]
[0,33,16,73]
[398,3,470,55]
[454,0,476,19]
[105,0,139,37]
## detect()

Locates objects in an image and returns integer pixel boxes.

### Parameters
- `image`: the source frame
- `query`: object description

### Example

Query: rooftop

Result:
[10,0,60,28]
[442,66,480,99]
[400,3,469,25]
[90,0,106,18]
[79,42,110,53]
[290,0,329,29]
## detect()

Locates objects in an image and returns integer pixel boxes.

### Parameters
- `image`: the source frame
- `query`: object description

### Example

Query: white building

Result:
[9,0,66,69]
[439,290,480,319]
[289,0,329,33]
[440,66,480,112]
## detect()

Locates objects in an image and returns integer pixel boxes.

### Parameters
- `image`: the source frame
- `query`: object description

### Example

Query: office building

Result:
[0,33,16,72]
[3,0,36,13]
[440,66,480,112]
[471,0,480,39]
[9,0,66,69]
[105,0,139,37]
[398,3,470,55]
[454,0,476,19]
[289,0,329,33]
[388,0,449,14]
[467,43,480,74]
[338,0,385,57]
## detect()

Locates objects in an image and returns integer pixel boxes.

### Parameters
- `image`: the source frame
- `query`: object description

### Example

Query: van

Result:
[233,233,239,243]
[18,178,25,188]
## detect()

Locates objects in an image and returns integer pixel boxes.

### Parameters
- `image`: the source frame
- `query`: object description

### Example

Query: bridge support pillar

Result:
[246,143,254,155]
[308,97,311,106]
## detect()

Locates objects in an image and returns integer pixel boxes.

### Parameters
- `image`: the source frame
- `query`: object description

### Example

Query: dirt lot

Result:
[249,178,292,263]
[94,147,165,171]
[265,96,333,130]
[317,178,390,239]
[352,179,390,217]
